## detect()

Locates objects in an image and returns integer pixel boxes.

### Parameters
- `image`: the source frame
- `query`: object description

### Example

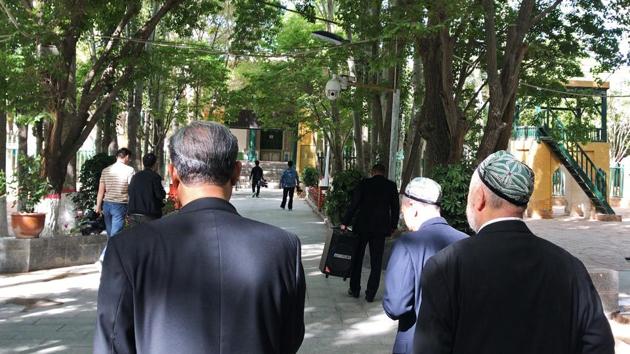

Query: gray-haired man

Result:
[94,121,305,354]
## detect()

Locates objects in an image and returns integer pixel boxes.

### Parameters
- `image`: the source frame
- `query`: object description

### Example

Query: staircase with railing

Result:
[534,118,615,215]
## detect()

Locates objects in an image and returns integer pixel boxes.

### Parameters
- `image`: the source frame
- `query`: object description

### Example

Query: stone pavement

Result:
[0,190,629,353]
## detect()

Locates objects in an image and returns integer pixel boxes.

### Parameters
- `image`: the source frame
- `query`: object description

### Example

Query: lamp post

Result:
[311,30,402,182]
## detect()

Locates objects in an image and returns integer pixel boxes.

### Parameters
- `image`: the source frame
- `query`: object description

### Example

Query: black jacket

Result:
[342,174,400,236]
[251,165,263,181]
[127,169,166,217]
[94,197,306,354]
[414,220,614,354]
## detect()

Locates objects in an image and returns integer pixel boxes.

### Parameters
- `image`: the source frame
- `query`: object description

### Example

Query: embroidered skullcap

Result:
[476,150,535,206]
[403,177,442,206]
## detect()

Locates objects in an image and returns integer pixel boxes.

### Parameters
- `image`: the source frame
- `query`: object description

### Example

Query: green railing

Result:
[610,166,624,198]
[512,126,540,140]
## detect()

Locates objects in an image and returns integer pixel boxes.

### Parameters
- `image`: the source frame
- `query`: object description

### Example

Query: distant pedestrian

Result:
[94,121,305,353]
[127,153,166,226]
[280,161,300,210]
[95,148,135,237]
[414,150,614,354]
[250,160,263,198]
[340,163,399,302]
[383,177,466,354]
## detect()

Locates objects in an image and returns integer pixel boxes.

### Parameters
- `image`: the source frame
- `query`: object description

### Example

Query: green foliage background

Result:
[302,167,319,187]
[12,155,51,213]
[430,162,474,234]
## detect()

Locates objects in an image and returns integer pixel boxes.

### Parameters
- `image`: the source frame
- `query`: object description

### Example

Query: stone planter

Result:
[11,212,47,239]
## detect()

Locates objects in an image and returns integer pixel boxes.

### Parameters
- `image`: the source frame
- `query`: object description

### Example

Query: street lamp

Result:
[312,30,402,182]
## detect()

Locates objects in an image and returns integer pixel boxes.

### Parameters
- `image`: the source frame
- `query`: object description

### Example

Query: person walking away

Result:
[340,163,399,302]
[127,153,166,226]
[94,121,305,354]
[383,177,467,354]
[414,150,614,354]
[250,160,264,198]
[95,148,135,237]
[280,161,300,210]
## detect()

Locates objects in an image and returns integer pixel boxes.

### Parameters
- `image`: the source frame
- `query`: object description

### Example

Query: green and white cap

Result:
[476,150,535,207]
[403,177,442,206]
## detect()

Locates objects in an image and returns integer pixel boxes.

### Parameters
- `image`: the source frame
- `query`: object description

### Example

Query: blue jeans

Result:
[100,202,128,262]
[103,201,128,237]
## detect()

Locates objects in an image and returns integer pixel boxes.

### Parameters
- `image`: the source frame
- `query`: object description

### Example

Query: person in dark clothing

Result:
[414,151,614,354]
[383,177,466,354]
[127,153,166,226]
[94,121,305,354]
[341,163,399,302]
[280,161,300,210]
[250,160,263,198]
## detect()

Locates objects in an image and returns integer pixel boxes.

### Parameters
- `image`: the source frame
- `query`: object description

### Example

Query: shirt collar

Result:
[477,217,523,233]
[179,197,239,215]
[419,217,448,229]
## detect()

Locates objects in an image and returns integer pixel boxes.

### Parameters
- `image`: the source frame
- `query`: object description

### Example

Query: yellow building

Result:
[509,80,620,221]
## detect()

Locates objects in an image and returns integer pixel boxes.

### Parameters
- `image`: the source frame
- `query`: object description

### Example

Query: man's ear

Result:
[230,161,242,186]
[475,186,487,212]
[168,164,180,186]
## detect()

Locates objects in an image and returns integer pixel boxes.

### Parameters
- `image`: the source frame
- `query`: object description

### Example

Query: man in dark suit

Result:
[94,121,305,354]
[341,163,399,302]
[414,151,614,354]
[383,177,467,354]
[127,152,166,226]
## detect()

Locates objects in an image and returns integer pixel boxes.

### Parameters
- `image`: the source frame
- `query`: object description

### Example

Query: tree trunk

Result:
[18,124,28,157]
[401,52,424,191]
[127,79,143,169]
[418,35,451,175]
[0,106,7,236]
[330,101,344,174]
[34,120,44,156]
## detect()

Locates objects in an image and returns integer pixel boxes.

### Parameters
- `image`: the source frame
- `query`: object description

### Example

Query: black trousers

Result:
[251,179,261,196]
[281,187,295,210]
[127,214,158,227]
[349,233,386,298]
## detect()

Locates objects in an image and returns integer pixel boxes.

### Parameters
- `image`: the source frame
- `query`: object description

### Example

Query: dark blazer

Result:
[94,197,306,354]
[127,169,166,217]
[342,175,399,236]
[383,217,467,354]
[414,220,614,354]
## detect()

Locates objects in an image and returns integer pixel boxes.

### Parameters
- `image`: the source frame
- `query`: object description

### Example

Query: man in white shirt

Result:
[95,148,135,237]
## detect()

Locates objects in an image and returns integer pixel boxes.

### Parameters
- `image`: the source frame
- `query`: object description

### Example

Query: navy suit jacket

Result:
[383,217,467,354]
[93,197,305,354]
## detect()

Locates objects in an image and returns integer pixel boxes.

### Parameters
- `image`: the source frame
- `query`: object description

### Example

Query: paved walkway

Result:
[0,190,629,353]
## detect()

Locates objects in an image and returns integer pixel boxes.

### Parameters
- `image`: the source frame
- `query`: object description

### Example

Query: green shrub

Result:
[11,155,51,213]
[430,163,474,234]
[0,170,5,196]
[324,169,365,226]
[302,166,319,187]
[72,153,116,212]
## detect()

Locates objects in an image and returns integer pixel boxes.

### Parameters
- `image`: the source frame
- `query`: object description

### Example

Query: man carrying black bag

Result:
[340,163,399,302]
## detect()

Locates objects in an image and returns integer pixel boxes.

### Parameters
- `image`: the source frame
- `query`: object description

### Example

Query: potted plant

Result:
[10,155,51,238]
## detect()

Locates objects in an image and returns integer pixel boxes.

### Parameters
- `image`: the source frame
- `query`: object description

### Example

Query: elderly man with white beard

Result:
[413,150,614,354]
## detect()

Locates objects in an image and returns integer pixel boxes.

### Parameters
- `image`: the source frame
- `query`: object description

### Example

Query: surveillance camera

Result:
[325,77,342,100]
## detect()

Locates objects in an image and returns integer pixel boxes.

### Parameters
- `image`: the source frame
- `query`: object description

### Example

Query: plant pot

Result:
[11,212,46,239]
